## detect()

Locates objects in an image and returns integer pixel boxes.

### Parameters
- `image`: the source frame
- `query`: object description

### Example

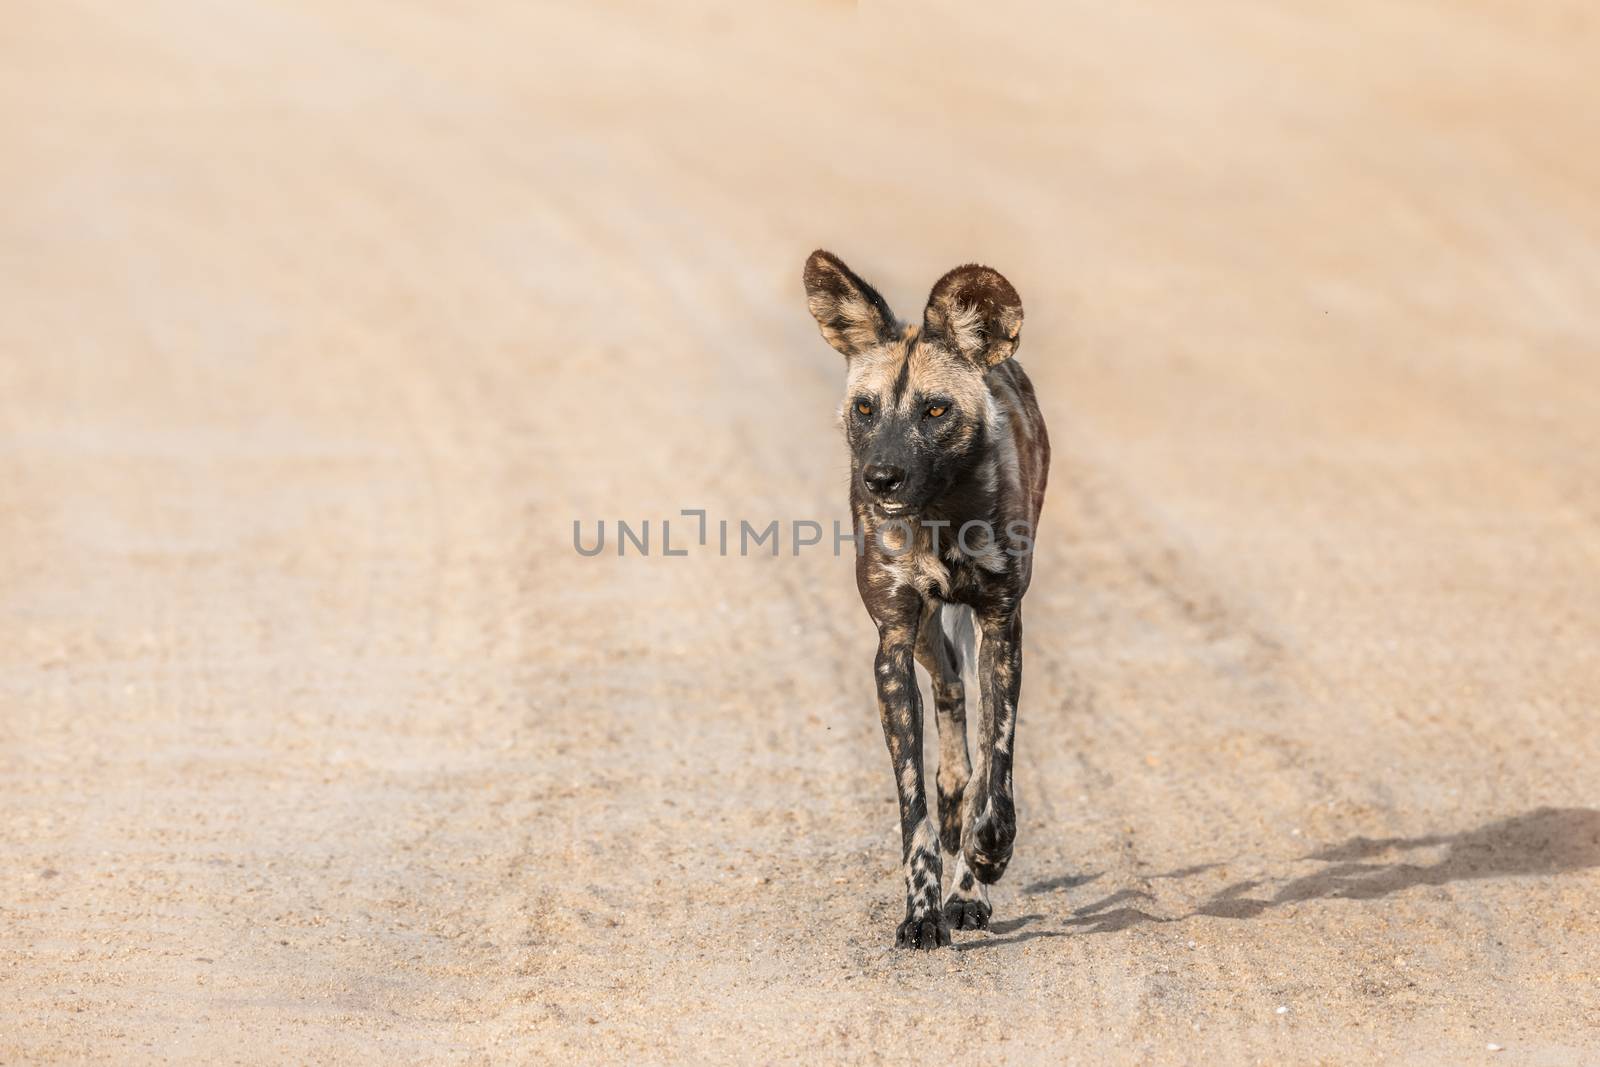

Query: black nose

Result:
[863,464,906,497]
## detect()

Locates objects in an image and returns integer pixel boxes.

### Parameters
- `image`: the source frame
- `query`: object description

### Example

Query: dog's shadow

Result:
[957,807,1600,950]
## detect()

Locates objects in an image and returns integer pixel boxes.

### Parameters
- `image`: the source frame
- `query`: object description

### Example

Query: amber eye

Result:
[856,401,873,416]
[927,404,947,418]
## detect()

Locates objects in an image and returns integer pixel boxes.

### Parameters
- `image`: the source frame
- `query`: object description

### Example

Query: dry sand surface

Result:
[4,1,1600,1063]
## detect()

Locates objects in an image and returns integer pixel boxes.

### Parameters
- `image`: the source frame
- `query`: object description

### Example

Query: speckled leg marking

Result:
[963,610,1022,885]
[876,601,949,950]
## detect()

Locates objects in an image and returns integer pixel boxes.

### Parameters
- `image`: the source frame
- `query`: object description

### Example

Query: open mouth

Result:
[873,501,912,517]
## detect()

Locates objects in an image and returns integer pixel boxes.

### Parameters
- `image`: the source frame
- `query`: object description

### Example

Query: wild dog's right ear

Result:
[803,250,898,360]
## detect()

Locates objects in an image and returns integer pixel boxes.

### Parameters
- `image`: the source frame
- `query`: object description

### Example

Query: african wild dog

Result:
[803,251,1049,949]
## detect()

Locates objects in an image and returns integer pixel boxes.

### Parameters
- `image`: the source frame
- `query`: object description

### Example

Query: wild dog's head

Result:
[803,250,1023,516]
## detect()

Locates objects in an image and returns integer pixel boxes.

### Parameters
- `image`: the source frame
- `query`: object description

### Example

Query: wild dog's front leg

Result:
[874,607,949,950]
[963,609,1022,884]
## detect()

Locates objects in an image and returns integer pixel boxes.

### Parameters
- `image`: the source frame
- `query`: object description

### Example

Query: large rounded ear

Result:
[803,250,898,360]
[922,264,1023,368]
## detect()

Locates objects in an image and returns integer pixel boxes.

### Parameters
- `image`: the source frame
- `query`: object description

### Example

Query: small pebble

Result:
[1486,1044,1503,1053]
[1275,1006,1289,1015]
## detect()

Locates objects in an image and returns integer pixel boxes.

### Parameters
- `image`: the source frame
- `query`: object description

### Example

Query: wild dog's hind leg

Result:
[874,592,949,950]
[963,608,1022,884]
[915,602,988,930]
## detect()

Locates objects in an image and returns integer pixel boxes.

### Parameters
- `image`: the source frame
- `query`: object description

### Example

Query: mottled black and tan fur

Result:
[803,250,1050,949]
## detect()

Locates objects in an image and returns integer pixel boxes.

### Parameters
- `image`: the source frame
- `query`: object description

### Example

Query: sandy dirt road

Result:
[4,1,1600,1062]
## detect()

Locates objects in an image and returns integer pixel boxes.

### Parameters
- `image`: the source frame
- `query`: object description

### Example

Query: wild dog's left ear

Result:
[922,265,1024,368]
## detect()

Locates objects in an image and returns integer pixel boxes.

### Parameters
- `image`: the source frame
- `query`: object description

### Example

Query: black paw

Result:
[943,896,991,931]
[895,908,952,950]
